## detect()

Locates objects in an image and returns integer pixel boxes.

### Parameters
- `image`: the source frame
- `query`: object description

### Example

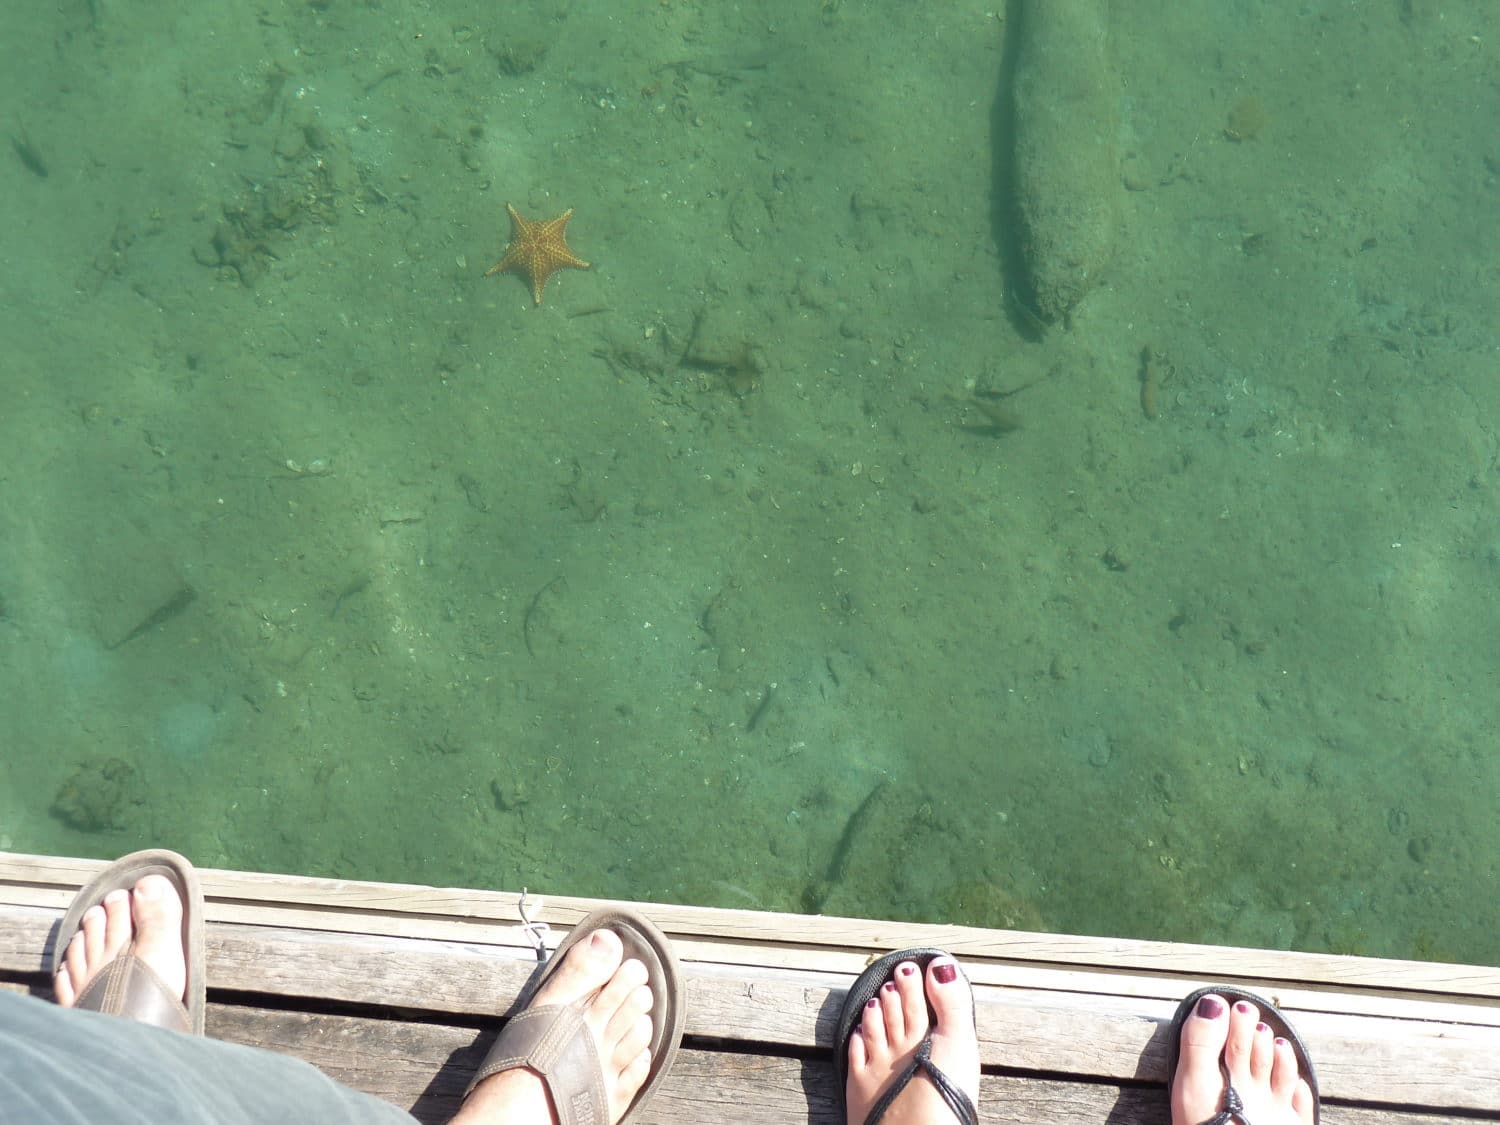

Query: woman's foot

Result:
[53,874,188,1009]
[451,928,656,1125]
[1172,993,1317,1125]
[846,956,981,1125]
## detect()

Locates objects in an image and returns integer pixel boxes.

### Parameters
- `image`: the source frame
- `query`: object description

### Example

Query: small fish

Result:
[108,585,196,650]
[11,129,48,178]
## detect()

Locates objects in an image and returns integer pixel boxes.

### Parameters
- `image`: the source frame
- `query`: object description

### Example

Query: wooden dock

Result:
[2,852,1497,1123]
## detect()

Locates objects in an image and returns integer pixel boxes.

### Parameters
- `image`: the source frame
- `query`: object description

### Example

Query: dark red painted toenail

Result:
[1235,1000,1253,1014]
[1257,1022,1269,1033]
[882,981,896,993]
[867,998,878,1009]
[899,963,917,976]
[1196,995,1225,1018]
[934,963,957,984]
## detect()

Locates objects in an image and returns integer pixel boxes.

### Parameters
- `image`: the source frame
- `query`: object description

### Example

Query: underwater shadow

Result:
[988,0,1047,341]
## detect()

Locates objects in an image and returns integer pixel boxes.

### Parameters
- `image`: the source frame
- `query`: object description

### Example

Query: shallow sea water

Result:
[1,0,1497,966]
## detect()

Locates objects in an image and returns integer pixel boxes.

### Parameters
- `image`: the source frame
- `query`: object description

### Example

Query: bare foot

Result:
[451,928,655,1125]
[846,957,980,1125]
[54,874,188,1009]
[1172,993,1316,1125]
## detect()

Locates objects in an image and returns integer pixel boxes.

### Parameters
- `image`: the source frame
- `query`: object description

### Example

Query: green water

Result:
[2,0,1496,966]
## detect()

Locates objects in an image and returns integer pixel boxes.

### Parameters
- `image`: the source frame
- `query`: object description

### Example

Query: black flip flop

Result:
[50,848,207,1035]
[1168,985,1322,1125]
[835,947,979,1125]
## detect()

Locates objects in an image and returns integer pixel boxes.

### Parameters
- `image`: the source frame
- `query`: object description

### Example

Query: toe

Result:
[611,1045,653,1119]
[1223,999,1260,1084]
[130,875,187,1001]
[64,930,91,999]
[1291,1078,1317,1124]
[54,949,77,1008]
[1248,1020,1275,1082]
[594,955,649,1022]
[603,982,653,1051]
[1172,993,1231,1125]
[131,875,183,937]
[611,1011,653,1072]
[847,992,893,1121]
[894,962,927,1040]
[847,1022,869,1071]
[925,956,981,1110]
[620,1046,651,1088]
[877,979,907,1044]
[81,904,106,969]
[534,929,625,1009]
[860,993,890,1053]
[1269,1036,1300,1101]
[926,956,973,1034]
[100,888,131,942]
[100,890,133,961]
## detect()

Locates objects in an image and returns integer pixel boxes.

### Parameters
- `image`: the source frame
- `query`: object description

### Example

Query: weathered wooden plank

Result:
[3,901,1497,1113]
[0,981,1481,1125]
[5,853,1497,1002]
[180,1004,1500,1125]
[7,894,1493,1045]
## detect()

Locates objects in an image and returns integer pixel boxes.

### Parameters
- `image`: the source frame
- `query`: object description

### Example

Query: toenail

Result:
[104,889,128,905]
[1234,1000,1253,1014]
[1275,1037,1288,1048]
[934,963,957,984]
[882,981,896,993]
[1257,1022,1269,1033]
[899,963,916,977]
[134,880,160,901]
[866,998,878,1009]
[587,930,610,951]
[1196,995,1225,1018]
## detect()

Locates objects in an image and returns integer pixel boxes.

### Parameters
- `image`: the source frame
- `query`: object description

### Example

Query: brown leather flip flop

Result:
[465,906,684,1124]
[49,848,207,1035]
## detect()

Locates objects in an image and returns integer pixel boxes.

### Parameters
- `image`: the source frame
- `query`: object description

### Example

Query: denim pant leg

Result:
[0,991,418,1125]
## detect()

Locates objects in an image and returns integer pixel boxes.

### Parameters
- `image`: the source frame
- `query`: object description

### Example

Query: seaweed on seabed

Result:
[51,758,139,832]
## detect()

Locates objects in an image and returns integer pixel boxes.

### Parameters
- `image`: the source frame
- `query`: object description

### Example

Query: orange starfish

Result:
[484,203,591,305]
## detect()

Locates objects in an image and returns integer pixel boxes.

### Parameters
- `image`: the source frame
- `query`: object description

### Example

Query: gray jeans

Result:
[0,990,416,1124]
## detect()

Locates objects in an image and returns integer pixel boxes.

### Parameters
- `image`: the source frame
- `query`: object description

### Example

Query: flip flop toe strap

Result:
[1198,1068,1249,1125]
[464,1000,607,1125]
[74,944,191,1033]
[863,1033,979,1125]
